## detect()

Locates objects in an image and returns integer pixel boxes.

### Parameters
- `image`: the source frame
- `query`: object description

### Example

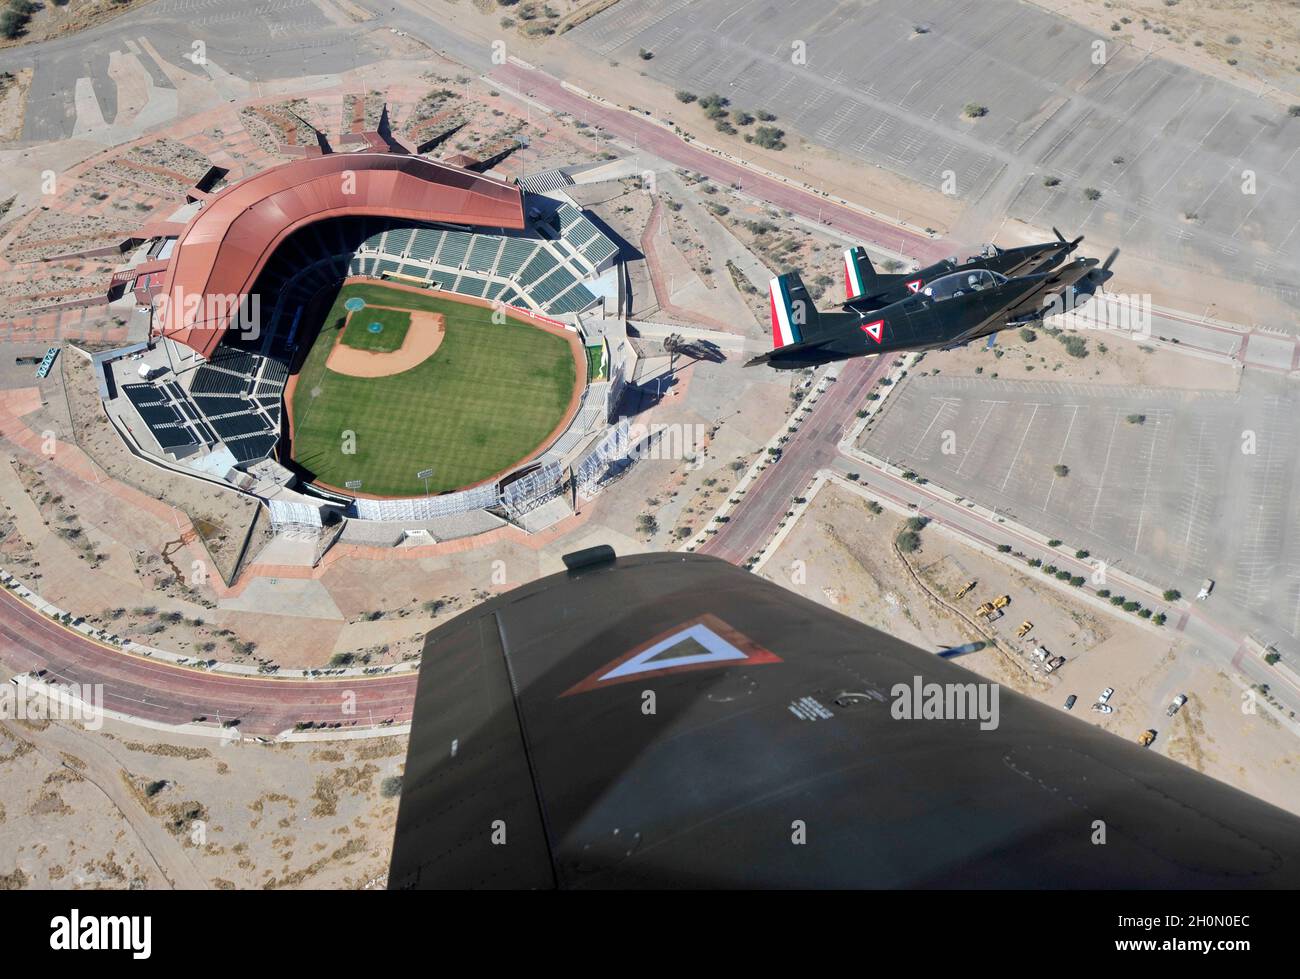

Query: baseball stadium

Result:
[93,150,639,538]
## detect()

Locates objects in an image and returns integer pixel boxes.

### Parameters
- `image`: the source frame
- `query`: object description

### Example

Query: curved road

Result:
[0,588,416,736]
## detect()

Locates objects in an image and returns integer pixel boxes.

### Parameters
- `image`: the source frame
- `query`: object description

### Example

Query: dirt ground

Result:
[0,714,402,889]
[0,0,158,52]
[764,479,1300,816]
[0,67,31,144]
[325,310,444,377]
[57,349,263,584]
[1040,0,1300,103]
[912,321,1243,389]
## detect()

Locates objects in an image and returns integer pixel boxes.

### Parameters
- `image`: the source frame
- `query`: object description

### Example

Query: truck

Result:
[1045,656,1066,674]
[1138,729,1157,748]
[1016,620,1033,638]
[992,594,1011,610]
[1166,694,1187,717]
[955,580,977,600]
[1197,579,1214,601]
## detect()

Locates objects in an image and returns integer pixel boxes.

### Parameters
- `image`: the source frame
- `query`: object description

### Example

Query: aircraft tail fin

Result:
[843,246,876,301]
[769,273,822,349]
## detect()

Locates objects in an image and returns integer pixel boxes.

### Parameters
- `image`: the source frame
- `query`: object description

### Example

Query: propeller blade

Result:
[1053,227,1084,251]
[1102,247,1119,271]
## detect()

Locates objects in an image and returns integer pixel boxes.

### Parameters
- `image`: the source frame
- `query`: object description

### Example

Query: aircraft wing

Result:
[389,550,1300,889]
[1002,261,1100,323]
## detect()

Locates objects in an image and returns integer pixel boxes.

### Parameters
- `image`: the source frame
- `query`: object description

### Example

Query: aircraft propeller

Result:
[1053,226,1085,252]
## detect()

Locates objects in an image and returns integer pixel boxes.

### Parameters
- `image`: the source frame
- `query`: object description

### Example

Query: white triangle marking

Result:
[599,623,749,682]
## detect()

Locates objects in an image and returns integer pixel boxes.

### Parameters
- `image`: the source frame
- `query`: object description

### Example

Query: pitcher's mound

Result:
[325,311,445,377]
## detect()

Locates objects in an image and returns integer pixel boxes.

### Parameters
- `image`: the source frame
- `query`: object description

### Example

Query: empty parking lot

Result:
[861,372,1300,639]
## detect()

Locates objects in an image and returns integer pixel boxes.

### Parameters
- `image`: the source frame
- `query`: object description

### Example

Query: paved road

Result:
[0,588,416,736]
[490,62,954,267]
[698,354,892,563]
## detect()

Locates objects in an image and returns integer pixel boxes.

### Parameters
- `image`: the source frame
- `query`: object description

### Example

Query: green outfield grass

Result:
[290,282,577,496]
[341,306,411,352]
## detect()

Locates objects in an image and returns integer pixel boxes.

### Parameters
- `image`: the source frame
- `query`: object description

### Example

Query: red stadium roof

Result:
[156,153,525,359]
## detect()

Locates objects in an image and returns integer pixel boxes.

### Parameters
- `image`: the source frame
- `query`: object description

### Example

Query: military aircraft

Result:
[841,227,1085,312]
[389,548,1300,888]
[746,247,1116,371]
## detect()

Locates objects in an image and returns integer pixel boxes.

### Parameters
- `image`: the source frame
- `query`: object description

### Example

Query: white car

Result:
[1090,703,1114,714]
[1099,687,1115,705]
[1167,694,1187,717]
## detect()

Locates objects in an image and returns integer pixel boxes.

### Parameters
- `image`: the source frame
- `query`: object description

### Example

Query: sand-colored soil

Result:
[765,480,1300,817]
[325,309,445,378]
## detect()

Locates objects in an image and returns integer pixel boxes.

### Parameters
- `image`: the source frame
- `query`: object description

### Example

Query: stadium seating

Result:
[134,205,617,469]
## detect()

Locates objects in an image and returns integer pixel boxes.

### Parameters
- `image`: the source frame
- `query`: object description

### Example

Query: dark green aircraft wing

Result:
[389,550,1300,889]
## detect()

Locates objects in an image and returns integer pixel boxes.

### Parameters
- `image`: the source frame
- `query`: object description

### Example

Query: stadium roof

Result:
[156,153,525,359]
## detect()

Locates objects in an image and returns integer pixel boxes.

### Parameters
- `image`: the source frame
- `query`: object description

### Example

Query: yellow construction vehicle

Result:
[1138,729,1157,748]
[975,602,996,619]
[1016,620,1033,638]
[992,595,1011,610]
[955,580,977,600]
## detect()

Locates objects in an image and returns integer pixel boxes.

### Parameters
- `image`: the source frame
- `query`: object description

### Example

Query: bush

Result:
[1162,589,1181,601]
[963,103,989,118]
[1060,334,1088,358]
[675,91,697,103]
[1019,327,1037,343]
[1123,601,1141,612]
[896,530,921,553]
[1083,187,1102,201]
[1053,464,1070,477]
[1043,175,1061,187]
[0,8,27,38]
[1069,575,1086,587]
[1047,539,1063,547]
[1152,612,1166,626]
[752,125,785,150]
[380,776,403,798]
[1075,549,1089,559]
[906,516,928,532]
[1097,588,1110,597]
[996,544,1012,553]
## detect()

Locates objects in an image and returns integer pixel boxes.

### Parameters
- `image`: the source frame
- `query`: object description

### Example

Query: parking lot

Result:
[573,0,1300,314]
[861,371,1300,639]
